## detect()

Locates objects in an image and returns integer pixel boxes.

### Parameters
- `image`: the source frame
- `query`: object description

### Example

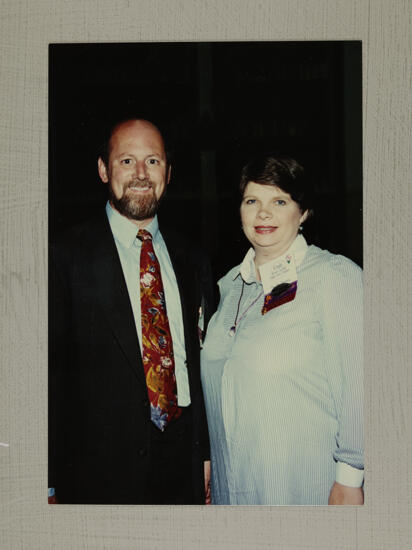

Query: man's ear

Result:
[98,157,109,183]
[166,165,172,185]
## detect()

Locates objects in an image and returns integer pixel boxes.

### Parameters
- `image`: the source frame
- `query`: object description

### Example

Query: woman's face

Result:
[240,181,308,259]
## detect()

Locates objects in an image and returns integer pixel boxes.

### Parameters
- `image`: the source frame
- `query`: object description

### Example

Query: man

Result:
[49,118,213,504]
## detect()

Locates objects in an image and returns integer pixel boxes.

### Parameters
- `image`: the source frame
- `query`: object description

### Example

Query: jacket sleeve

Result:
[48,244,71,492]
[197,250,216,462]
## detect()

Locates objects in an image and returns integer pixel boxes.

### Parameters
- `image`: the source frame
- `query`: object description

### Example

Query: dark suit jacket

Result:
[49,210,214,504]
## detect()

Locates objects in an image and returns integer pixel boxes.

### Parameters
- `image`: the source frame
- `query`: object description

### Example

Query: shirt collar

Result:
[236,234,309,283]
[106,201,160,248]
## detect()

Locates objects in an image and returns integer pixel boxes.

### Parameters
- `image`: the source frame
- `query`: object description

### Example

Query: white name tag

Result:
[259,253,298,295]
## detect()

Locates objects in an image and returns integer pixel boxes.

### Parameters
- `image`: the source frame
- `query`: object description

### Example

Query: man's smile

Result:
[127,182,153,194]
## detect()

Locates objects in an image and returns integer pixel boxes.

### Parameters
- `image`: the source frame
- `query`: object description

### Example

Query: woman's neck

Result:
[253,237,298,276]
[254,247,286,269]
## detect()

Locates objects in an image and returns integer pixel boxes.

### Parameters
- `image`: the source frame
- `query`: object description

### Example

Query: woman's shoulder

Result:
[304,244,362,285]
[217,264,242,295]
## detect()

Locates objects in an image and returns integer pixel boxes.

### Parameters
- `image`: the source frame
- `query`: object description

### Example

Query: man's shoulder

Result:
[51,210,109,250]
[50,210,114,270]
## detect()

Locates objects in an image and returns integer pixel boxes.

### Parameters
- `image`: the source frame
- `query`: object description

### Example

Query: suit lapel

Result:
[90,213,147,390]
[89,215,198,387]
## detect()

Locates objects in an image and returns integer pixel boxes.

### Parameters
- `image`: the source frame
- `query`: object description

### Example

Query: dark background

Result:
[49,41,362,279]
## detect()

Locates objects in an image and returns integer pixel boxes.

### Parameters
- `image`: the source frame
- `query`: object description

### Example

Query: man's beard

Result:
[109,180,160,221]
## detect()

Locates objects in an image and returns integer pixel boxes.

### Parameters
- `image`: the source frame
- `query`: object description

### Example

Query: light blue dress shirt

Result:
[106,202,190,406]
[201,235,363,504]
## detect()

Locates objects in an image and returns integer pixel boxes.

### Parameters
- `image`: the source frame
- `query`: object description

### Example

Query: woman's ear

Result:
[300,209,309,225]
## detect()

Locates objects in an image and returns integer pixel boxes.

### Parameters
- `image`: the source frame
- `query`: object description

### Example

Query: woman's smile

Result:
[254,225,278,234]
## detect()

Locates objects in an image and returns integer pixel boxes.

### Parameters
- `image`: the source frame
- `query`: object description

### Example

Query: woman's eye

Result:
[275,199,286,206]
[148,158,159,165]
[245,199,256,205]
[121,159,132,165]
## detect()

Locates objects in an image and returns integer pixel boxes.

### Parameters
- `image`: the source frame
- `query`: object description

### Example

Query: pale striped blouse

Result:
[200,235,363,505]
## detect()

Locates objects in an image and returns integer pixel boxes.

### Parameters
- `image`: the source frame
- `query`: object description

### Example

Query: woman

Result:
[201,155,363,505]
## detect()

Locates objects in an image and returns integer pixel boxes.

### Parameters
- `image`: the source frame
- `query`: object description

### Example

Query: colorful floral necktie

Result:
[138,229,181,431]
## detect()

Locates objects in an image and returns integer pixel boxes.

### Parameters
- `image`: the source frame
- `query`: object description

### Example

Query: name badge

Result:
[259,253,297,295]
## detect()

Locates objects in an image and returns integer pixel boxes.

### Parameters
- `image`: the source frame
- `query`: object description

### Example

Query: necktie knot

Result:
[137,229,153,242]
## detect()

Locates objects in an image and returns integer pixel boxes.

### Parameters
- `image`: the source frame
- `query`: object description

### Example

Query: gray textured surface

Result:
[0,0,410,548]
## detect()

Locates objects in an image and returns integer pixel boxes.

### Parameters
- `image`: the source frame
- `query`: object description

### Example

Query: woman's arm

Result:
[321,255,364,503]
